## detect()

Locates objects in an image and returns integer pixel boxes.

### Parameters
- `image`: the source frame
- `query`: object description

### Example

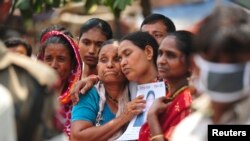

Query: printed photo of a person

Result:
[133,90,156,127]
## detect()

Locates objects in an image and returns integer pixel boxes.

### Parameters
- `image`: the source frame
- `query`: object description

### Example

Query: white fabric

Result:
[170,95,250,141]
[193,55,250,102]
[45,133,68,141]
[0,85,17,141]
[170,111,211,141]
[0,52,58,87]
[94,81,130,141]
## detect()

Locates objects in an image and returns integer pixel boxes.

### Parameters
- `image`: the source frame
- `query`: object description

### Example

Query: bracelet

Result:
[150,134,164,141]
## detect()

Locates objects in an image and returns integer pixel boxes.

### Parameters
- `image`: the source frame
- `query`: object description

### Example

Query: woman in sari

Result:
[70,40,145,141]
[138,30,194,141]
[71,31,163,140]
[72,31,161,102]
[118,31,161,99]
[38,29,82,137]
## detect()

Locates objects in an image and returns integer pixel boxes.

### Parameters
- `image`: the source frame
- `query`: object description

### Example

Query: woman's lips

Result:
[105,71,117,75]
[84,56,96,62]
[122,68,130,75]
[157,67,167,73]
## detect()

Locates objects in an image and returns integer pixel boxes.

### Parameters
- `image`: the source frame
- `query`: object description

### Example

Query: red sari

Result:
[38,30,82,137]
[138,86,192,140]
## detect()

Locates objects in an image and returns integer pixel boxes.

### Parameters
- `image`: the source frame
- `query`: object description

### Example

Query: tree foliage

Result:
[15,0,132,20]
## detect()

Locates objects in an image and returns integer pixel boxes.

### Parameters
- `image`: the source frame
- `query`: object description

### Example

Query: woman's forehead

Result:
[99,44,118,54]
[118,40,139,52]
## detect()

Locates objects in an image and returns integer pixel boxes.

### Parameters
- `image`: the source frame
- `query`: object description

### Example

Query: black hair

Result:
[4,37,32,56]
[120,31,159,66]
[140,13,176,33]
[167,30,194,58]
[79,18,113,40]
[194,5,250,59]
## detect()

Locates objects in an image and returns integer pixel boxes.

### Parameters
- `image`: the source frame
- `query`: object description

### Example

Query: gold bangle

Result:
[150,134,164,141]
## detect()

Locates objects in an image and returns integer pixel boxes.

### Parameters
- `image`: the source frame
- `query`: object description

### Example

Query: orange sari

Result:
[138,86,192,140]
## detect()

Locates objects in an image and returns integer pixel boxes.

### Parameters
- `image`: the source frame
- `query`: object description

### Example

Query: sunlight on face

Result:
[97,43,126,83]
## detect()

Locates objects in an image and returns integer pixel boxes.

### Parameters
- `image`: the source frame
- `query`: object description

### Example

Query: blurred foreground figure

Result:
[171,5,250,141]
[0,84,16,141]
[4,37,32,57]
[0,0,67,140]
[0,40,66,141]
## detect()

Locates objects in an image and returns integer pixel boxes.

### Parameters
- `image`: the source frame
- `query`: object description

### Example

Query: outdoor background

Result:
[0,0,249,54]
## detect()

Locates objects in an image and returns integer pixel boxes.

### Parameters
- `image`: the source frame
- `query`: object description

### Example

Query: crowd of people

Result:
[0,0,250,140]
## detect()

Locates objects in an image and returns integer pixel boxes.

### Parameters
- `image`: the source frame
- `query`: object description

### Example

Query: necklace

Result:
[106,93,118,104]
[167,85,189,100]
[172,85,189,98]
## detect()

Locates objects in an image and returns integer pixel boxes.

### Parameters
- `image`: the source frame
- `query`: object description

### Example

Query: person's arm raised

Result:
[70,75,99,105]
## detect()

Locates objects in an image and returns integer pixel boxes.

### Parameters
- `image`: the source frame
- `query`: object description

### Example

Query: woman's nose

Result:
[50,59,59,69]
[157,56,167,65]
[107,60,114,68]
[120,58,127,67]
[88,44,96,54]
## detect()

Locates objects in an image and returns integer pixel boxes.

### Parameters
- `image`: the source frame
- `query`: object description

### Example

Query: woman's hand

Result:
[148,96,170,116]
[120,95,146,121]
[70,75,99,105]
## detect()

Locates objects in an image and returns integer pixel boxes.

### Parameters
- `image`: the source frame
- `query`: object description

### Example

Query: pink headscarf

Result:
[38,30,82,105]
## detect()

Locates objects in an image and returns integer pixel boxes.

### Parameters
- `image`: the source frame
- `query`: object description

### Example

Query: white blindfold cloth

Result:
[193,55,250,103]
